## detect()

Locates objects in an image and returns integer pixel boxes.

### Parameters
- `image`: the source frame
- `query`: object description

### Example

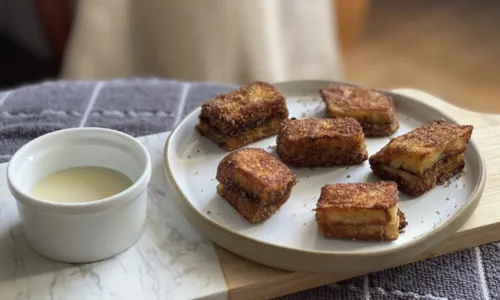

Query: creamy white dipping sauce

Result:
[31,166,133,203]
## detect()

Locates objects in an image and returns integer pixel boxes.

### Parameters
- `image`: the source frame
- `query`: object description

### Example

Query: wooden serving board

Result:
[212,89,500,300]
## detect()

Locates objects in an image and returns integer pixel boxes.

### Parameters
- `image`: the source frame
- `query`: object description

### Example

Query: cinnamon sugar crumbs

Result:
[320,84,393,111]
[279,117,363,141]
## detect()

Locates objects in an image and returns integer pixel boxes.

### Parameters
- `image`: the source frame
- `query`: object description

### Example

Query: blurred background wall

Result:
[344,0,500,113]
[1,0,51,60]
[0,0,498,112]
[0,0,52,89]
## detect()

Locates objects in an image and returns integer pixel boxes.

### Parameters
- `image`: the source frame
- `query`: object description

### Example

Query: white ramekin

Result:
[7,128,151,263]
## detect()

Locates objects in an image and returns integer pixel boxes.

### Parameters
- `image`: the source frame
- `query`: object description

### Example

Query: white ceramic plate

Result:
[164,80,485,273]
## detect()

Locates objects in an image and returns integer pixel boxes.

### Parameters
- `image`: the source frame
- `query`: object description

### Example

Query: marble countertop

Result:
[0,132,228,300]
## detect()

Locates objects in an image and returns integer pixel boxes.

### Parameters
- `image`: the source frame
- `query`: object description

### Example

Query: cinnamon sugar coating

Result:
[320,83,399,137]
[276,117,368,166]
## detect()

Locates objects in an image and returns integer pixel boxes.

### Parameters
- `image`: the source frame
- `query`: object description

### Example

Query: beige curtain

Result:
[62,0,343,85]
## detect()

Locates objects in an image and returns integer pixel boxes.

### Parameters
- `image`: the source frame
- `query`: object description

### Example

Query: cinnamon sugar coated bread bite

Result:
[315,182,407,241]
[369,120,473,196]
[276,117,368,167]
[320,84,399,137]
[216,148,297,224]
[197,81,288,151]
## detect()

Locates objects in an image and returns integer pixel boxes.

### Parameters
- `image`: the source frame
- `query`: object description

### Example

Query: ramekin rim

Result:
[6,127,151,214]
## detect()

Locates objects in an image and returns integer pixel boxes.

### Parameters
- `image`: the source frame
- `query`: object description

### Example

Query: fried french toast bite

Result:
[315,182,407,241]
[320,84,399,137]
[197,81,288,151]
[369,120,473,196]
[216,148,297,224]
[276,117,368,167]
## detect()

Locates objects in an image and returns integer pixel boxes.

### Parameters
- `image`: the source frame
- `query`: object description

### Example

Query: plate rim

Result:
[163,80,486,269]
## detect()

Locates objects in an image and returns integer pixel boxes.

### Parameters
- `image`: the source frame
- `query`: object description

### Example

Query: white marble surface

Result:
[0,132,228,300]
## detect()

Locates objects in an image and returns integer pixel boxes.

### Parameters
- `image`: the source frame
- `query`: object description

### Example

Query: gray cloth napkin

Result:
[0,78,497,300]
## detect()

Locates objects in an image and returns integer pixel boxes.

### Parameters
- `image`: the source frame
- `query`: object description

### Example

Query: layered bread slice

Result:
[369,120,473,196]
[315,182,407,241]
[197,81,288,151]
[216,148,297,224]
[276,117,368,166]
[320,84,399,137]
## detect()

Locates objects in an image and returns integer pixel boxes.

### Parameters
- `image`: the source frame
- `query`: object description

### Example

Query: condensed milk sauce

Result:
[31,166,133,203]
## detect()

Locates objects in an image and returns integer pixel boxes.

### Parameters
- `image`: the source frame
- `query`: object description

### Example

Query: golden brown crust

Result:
[314,182,403,241]
[319,84,399,137]
[370,120,473,163]
[320,84,394,112]
[216,148,296,222]
[369,120,473,176]
[370,153,465,196]
[279,151,368,167]
[217,183,292,224]
[317,182,398,210]
[197,117,282,151]
[276,118,368,166]
[387,120,472,150]
[316,222,399,241]
[217,148,296,195]
[398,209,408,232]
[360,120,399,137]
[315,208,407,241]
[279,117,364,140]
[198,81,288,138]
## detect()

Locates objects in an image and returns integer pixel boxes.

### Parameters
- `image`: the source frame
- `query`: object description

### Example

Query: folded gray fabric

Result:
[0,78,496,300]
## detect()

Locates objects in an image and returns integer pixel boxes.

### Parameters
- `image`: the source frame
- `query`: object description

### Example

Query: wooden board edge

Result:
[392,88,500,129]
[221,220,500,300]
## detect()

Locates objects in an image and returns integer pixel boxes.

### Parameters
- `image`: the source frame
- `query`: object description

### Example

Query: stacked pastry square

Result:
[197,82,288,151]
[315,182,407,241]
[320,84,399,137]
[195,81,473,242]
[369,120,472,196]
